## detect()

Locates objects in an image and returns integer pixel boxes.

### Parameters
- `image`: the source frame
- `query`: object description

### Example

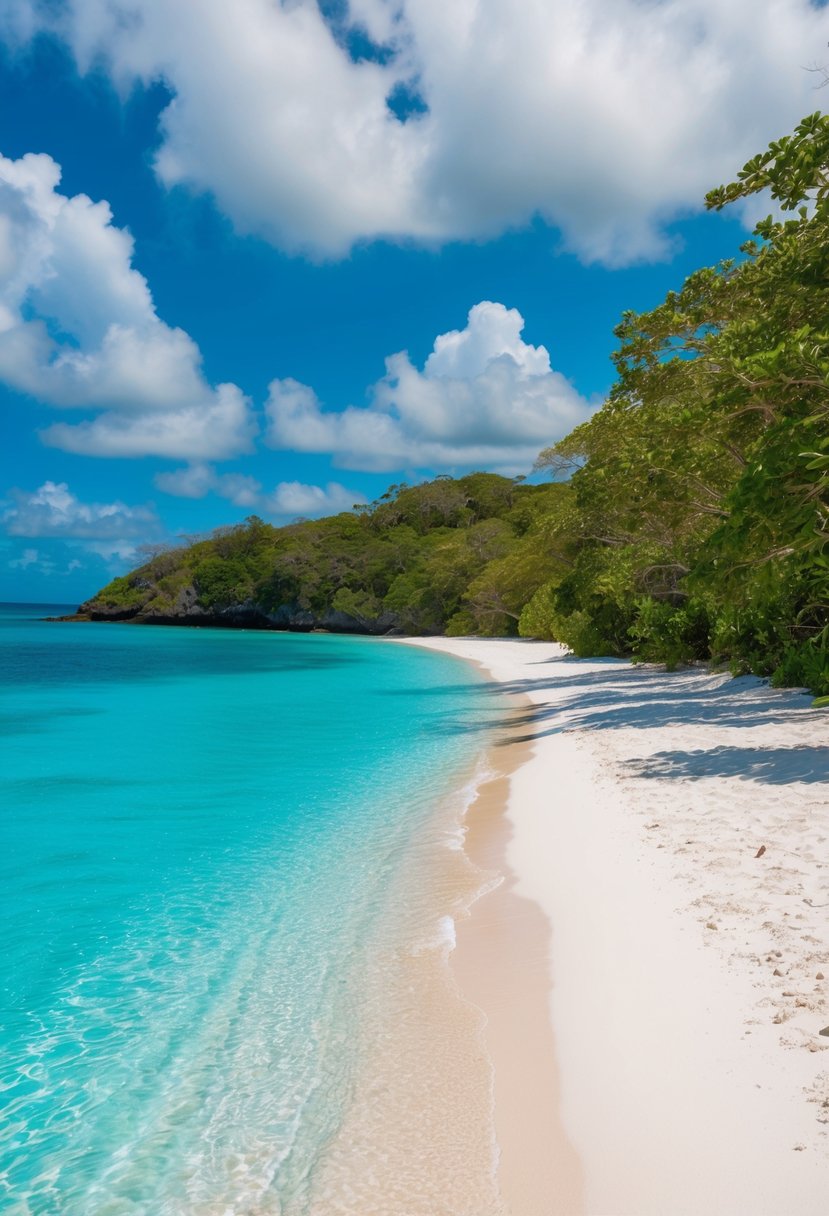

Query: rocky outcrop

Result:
[77,594,410,635]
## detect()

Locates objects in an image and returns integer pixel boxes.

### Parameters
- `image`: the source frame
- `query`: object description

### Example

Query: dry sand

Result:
[401,638,829,1216]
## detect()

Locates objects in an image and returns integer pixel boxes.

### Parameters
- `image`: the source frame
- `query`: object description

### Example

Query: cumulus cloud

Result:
[265,301,593,473]
[262,481,365,517]
[40,385,254,460]
[155,462,364,518]
[3,480,162,560]
[154,463,262,506]
[6,0,829,262]
[0,150,255,457]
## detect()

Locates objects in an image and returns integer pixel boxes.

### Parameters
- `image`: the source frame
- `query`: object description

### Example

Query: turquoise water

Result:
[0,605,492,1215]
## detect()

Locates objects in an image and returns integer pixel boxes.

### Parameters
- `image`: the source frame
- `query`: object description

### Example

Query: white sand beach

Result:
[403,638,829,1216]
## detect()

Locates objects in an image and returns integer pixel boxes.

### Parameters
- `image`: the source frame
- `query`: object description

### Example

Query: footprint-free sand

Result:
[404,638,829,1215]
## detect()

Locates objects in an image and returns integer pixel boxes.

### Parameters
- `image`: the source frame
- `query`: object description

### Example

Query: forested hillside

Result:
[81,474,570,637]
[83,116,828,694]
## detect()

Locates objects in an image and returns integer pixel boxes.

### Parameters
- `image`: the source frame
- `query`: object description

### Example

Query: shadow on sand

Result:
[625,744,829,785]
[442,653,827,787]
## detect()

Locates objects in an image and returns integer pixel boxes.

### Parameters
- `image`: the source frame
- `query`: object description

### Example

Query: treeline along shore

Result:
[75,115,829,697]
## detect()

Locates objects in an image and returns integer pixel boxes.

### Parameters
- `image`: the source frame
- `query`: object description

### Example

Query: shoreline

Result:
[401,637,829,1215]
[301,694,518,1215]
[449,721,585,1215]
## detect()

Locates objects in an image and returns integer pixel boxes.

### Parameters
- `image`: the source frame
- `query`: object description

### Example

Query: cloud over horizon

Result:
[262,480,365,517]
[265,301,594,473]
[5,0,828,263]
[154,463,365,519]
[3,480,163,560]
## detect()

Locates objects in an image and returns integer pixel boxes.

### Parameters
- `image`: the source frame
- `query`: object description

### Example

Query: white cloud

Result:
[83,539,146,561]
[40,385,254,460]
[424,305,551,380]
[155,464,218,499]
[0,150,256,457]
[8,546,40,569]
[215,473,263,509]
[155,463,364,518]
[7,0,829,262]
[262,481,365,517]
[3,481,162,561]
[6,544,85,577]
[265,301,593,473]
[154,463,262,506]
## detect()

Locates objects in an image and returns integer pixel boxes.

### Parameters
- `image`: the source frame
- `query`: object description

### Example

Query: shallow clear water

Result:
[0,605,494,1215]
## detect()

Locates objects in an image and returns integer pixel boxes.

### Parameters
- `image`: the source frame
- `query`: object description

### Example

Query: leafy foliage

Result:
[85,116,828,692]
[84,478,569,636]
[524,113,829,694]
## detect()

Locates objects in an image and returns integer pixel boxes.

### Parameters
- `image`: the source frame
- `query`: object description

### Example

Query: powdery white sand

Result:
[402,638,829,1216]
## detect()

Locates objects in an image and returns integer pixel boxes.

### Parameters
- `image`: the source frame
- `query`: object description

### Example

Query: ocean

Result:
[0,604,499,1215]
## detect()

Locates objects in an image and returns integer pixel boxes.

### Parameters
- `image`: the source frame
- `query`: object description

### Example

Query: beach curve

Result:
[400,637,829,1216]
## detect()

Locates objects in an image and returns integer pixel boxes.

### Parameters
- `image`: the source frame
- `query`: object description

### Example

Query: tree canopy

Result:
[527,112,829,694]
[84,474,570,638]
[84,114,828,695]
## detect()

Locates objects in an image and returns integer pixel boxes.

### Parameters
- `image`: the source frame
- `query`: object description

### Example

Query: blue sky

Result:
[2,0,828,604]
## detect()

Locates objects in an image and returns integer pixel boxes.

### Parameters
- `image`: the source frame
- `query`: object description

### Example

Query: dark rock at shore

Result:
[73,595,413,636]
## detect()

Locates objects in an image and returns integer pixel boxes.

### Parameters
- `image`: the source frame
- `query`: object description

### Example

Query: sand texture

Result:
[402,639,829,1216]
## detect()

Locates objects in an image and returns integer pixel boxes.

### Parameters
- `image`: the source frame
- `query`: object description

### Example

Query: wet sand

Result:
[404,637,829,1216]
[451,737,585,1216]
[305,670,582,1214]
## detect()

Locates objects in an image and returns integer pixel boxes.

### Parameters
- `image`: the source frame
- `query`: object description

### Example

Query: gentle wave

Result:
[1,609,497,1215]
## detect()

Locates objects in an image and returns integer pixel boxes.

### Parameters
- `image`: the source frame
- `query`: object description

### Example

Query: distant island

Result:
[77,115,828,698]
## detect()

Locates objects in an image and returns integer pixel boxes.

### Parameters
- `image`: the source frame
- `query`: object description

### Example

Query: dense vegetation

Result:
[86,116,828,694]
[84,473,571,637]
[521,112,829,696]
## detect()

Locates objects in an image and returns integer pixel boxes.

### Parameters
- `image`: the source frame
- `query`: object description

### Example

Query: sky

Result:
[2,0,828,604]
